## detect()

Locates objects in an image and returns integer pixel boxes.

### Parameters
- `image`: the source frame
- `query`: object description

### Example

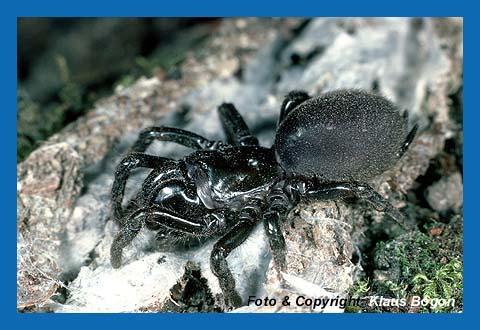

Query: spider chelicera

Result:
[110,89,418,309]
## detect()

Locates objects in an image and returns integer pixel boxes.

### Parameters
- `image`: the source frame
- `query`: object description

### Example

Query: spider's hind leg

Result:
[305,182,405,226]
[397,124,419,158]
[279,90,310,124]
[217,103,259,146]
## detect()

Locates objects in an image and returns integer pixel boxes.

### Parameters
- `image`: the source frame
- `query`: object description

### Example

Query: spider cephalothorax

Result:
[110,89,417,309]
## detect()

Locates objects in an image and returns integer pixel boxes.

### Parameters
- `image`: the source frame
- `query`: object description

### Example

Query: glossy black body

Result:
[110,89,418,309]
[185,147,281,209]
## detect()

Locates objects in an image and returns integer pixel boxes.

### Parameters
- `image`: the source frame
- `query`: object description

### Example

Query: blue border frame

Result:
[6,1,473,328]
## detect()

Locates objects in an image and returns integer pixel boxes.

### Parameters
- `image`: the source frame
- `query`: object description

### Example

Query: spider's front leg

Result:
[111,153,177,223]
[263,184,294,272]
[210,198,264,309]
[111,205,225,269]
[131,126,223,153]
[111,208,148,268]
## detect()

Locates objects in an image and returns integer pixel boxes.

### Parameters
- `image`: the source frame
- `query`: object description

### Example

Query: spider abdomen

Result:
[274,89,408,181]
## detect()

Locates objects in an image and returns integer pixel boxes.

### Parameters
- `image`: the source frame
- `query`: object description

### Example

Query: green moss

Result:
[374,232,441,284]
[345,279,370,312]
[350,279,370,298]
[367,215,463,312]
[346,216,463,313]
[412,258,463,312]
[114,75,136,90]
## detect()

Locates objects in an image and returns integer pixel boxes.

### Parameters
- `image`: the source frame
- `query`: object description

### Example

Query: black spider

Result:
[110,89,418,309]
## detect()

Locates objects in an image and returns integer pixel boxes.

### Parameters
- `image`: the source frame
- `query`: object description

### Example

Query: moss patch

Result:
[348,215,463,313]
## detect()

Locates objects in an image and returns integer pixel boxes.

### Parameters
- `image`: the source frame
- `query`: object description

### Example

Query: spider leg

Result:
[147,205,210,234]
[211,221,257,309]
[210,198,263,309]
[137,164,188,206]
[279,90,311,124]
[304,182,405,225]
[263,185,292,272]
[131,126,222,153]
[263,212,287,271]
[111,152,176,224]
[153,227,203,252]
[217,103,259,146]
[397,124,418,158]
[111,205,223,268]
[111,208,147,268]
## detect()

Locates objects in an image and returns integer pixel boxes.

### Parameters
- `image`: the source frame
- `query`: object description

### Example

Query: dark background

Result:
[17,18,219,162]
